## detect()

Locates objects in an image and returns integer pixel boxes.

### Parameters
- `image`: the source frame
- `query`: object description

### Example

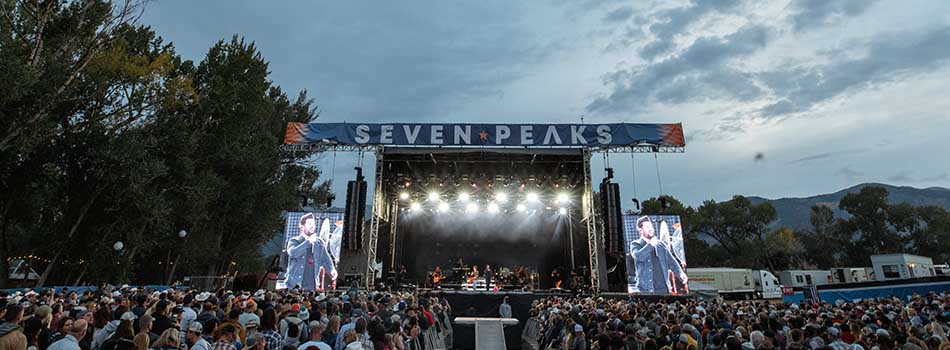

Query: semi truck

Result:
[687,267,783,299]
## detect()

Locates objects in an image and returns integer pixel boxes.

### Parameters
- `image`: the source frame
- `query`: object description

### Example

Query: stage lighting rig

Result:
[409,202,421,211]
[526,192,540,202]
[399,192,410,201]
[466,203,479,213]
[458,192,470,202]
[558,207,568,215]
[556,193,570,204]
[495,192,508,203]
[438,202,450,213]
[428,191,440,201]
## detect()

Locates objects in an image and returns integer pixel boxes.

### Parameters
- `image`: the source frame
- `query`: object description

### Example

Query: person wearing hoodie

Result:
[0,305,28,350]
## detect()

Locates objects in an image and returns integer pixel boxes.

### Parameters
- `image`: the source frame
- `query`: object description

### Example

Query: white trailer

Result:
[779,270,833,287]
[831,267,872,283]
[688,268,782,299]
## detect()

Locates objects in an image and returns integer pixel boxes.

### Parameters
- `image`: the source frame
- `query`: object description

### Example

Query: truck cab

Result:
[753,270,783,299]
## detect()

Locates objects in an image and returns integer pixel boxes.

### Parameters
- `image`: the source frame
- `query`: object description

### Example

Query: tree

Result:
[764,228,804,270]
[1,1,330,287]
[910,206,950,263]
[799,205,843,268]
[835,186,906,266]
[690,196,777,268]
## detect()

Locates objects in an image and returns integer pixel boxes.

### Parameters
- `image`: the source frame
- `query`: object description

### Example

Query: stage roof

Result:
[283,122,685,153]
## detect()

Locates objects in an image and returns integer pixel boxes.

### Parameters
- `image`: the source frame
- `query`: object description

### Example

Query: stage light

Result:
[558,207,568,215]
[410,202,421,211]
[495,192,508,203]
[428,191,440,201]
[487,202,499,214]
[399,192,410,201]
[458,192,470,202]
[526,192,539,202]
[437,202,450,213]
[557,193,570,204]
[516,204,527,212]
[466,203,479,213]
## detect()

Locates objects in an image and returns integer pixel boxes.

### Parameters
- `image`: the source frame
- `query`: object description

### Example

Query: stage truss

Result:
[285,144,682,292]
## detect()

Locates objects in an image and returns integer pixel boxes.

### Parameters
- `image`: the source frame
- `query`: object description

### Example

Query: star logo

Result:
[478,130,489,140]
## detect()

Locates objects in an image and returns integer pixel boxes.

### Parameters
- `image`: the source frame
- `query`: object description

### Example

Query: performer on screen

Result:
[286,214,337,291]
[630,216,687,294]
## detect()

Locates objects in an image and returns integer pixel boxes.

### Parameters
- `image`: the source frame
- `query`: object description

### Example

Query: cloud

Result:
[788,0,880,32]
[790,148,869,164]
[887,172,914,182]
[835,166,864,182]
[587,24,770,114]
[603,6,635,23]
[757,25,950,117]
[638,0,743,59]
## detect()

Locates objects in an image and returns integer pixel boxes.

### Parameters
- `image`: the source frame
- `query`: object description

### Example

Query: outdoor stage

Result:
[282,122,687,294]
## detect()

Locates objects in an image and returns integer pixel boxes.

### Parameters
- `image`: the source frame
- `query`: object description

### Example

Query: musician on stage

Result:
[431,266,445,287]
[551,268,562,289]
[468,264,479,285]
[484,264,494,290]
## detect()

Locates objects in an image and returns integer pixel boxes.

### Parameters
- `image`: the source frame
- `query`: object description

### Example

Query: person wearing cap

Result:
[181,294,198,333]
[244,335,264,350]
[278,305,305,342]
[571,323,586,350]
[826,327,849,350]
[187,321,212,350]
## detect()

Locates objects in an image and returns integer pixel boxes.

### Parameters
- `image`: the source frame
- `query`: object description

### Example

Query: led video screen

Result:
[277,212,345,291]
[622,215,688,295]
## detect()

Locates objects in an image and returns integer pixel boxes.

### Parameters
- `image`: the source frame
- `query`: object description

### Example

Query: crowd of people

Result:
[0,286,454,350]
[521,293,950,350]
[3,286,950,350]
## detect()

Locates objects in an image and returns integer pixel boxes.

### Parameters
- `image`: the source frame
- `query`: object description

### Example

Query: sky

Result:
[141,0,950,208]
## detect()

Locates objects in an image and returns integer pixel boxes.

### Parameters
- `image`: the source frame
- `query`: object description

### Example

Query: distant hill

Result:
[748,183,950,230]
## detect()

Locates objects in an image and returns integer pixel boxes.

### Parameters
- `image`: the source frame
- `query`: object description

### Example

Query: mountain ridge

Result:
[747,183,950,230]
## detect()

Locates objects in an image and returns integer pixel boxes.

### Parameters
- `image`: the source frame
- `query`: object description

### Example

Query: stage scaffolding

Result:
[286,143,680,292]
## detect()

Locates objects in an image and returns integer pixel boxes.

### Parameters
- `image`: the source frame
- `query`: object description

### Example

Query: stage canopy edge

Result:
[283,122,685,153]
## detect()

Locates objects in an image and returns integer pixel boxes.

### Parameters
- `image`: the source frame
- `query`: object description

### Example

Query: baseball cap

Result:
[827,327,840,337]
[188,322,203,333]
[574,324,583,332]
[245,336,262,349]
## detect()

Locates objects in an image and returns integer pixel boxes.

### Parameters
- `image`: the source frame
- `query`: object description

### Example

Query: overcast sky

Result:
[142,0,950,207]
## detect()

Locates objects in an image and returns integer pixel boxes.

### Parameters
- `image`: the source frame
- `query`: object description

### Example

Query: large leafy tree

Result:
[799,205,844,268]
[690,196,777,268]
[1,2,329,288]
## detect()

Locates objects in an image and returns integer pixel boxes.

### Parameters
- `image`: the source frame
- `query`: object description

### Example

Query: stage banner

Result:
[284,122,685,147]
[622,215,688,295]
[277,211,345,291]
